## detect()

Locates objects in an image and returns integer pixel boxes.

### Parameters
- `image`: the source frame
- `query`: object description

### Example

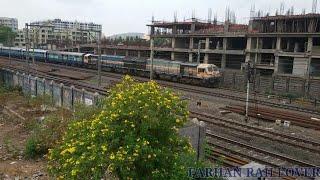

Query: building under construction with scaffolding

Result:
[247,13,320,78]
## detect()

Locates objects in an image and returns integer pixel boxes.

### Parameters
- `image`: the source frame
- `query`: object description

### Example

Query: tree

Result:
[48,76,200,179]
[0,26,16,46]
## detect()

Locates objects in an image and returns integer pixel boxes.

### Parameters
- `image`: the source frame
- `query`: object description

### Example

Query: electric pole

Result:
[150,37,154,80]
[25,23,30,74]
[97,31,102,87]
[245,62,254,122]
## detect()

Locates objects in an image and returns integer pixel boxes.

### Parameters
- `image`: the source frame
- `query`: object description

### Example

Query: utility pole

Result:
[25,23,30,74]
[150,37,154,80]
[245,62,254,122]
[7,32,11,65]
[32,29,35,65]
[97,31,102,87]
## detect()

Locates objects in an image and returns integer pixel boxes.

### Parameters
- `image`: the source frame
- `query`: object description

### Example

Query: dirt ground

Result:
[0,91,48,179]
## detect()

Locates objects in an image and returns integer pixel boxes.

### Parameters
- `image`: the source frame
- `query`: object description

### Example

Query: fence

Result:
[220,71,320,100]
[0,68,207,159]
[0,68,100,108]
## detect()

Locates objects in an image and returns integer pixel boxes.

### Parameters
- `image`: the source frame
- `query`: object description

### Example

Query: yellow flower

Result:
[131,124,135,128]
[60,147,76,155]
[176,119,181,123]
[101,145,107,151]
[71,169,78,176]
[148,154,151,159]
[110,154,115,160]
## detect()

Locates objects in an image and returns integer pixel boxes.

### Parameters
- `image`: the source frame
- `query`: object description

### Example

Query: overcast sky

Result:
[0,0,316,36]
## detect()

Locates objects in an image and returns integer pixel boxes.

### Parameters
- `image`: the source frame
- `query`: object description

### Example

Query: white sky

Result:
[0,0,316,36]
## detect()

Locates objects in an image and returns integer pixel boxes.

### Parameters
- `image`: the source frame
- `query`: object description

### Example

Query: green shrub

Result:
[48,76,200,179]
[25,137,47,159]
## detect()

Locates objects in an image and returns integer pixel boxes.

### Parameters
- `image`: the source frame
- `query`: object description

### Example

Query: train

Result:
[0,46,222,87]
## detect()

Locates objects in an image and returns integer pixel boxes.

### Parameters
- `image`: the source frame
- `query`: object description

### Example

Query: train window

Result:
[198,68,205,73]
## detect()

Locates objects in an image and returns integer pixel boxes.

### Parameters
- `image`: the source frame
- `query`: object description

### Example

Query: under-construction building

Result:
[247,14,320,78]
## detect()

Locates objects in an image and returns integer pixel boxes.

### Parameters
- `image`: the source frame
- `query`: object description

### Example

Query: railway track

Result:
[1,57,319,117]
[191,111,320,154]
[206,131,317,167]
[223,105,320,130]
[206,149,297,180]
[206,148,248,167]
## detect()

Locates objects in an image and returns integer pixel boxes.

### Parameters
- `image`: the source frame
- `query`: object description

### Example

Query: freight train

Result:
[0,46,221,87]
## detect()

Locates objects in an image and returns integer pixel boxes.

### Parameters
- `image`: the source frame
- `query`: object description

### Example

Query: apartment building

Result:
[0,17,18,31]
[14,19,102,49]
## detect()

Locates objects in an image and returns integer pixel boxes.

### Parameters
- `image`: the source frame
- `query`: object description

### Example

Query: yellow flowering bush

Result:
[48,76,199,179]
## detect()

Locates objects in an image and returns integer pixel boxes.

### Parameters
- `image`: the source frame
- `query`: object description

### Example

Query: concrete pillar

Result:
[246,37,252,51]
[204,54,209,64]
[223,38,227,51]
[272,38,276,49]
[274,37,281,75]
[216,41,220,49]
[125,50,129,57]
[307,37,313,52]
[256,53,261,64]
[138,51,141,58]
[205,37,210,50]
[274,56,279,73]
[189,38,194,49]
[171,52,175,61]
[221,54,226,69]
[191,23,196,33]
[172,38,176,49]
[256,37,260,49]
[189,53,193,62]
[222,38,227,69]
[286,40,290,51]
[294,42,299,52]
[276,37,281,50]
[245,37,252,63]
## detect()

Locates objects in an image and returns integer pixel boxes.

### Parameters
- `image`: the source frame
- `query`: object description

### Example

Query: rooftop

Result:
[251,13,320,21]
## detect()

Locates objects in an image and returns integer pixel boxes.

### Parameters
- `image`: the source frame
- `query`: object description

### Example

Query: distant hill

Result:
[107,32,145,39]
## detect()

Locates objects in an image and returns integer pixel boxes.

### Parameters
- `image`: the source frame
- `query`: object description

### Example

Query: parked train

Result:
[0,46,222,87]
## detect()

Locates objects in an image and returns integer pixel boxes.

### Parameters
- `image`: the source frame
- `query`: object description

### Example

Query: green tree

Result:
[0,26,16,46]
[48,76,201,179]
